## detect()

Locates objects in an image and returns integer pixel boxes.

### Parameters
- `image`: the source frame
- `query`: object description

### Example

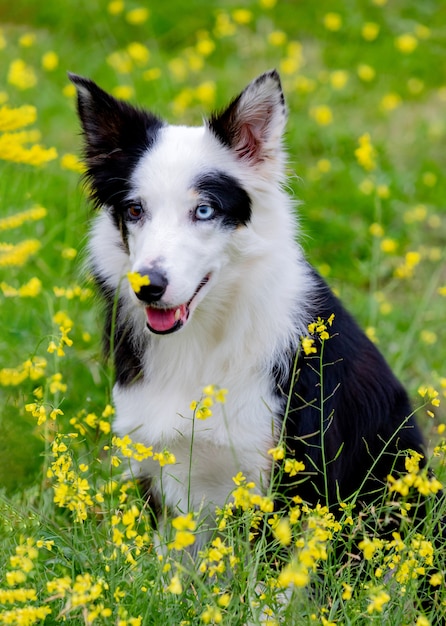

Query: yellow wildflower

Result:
[0,239,41,267]
[7,59,37,89]
[127,42,150,65]
[310,105,333,126]
[0,104,36,132]
[367,589,390,613]
[126,7,150,24]
[380,92,402,112]
[395,33,418,54]
[330,70,349,90]
[108,0,124,15]
[167,574,182,594]
[362,22,380,41]
[342,583,353,600]
[272,518,292,546]
[232,9,252,24]
[60,152,85,173]
[301,336,317,355]
[355,133,376,171]
[284,459,305,476]
[323,13,342,31]
[357,64,376,82]
[42,51,59,71]
[127,271,150,293]
[278,561,309,588]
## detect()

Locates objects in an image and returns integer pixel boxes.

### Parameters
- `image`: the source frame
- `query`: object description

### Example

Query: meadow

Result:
[0,0,445,623]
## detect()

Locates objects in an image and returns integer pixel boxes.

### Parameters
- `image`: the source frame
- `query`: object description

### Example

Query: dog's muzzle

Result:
[132,268,210,335]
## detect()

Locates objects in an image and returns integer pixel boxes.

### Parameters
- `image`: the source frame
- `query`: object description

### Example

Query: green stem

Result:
[319,339,330,507]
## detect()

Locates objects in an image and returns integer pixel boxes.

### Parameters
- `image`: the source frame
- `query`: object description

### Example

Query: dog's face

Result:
[70,71,286,334]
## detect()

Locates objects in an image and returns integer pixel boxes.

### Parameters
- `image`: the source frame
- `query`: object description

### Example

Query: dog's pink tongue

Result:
[146,305,187,333]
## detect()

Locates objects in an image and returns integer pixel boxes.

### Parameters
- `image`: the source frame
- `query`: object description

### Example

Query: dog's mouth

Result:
[145,274,211,335]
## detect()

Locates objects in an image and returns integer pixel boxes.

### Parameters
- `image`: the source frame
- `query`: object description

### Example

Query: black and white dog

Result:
[70,70,425,544]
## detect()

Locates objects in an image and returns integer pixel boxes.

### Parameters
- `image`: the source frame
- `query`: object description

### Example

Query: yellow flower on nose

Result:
[127,271,150,293]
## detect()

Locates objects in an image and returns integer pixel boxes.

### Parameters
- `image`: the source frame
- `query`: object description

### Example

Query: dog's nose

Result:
[134,267,168,303]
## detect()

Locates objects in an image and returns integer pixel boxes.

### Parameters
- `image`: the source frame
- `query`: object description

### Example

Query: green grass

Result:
[0,0,445,623]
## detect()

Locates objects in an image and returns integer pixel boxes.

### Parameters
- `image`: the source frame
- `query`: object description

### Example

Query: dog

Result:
[70,70,426,547]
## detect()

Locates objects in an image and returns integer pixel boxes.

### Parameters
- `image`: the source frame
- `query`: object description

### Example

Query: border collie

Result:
[70,70,425,544]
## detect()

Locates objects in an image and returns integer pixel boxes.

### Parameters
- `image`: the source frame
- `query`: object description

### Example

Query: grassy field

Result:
[0,0,445,623]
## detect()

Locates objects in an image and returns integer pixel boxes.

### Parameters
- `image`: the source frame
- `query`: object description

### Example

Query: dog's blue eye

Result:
[195,205,215,221]
[126,203,144,221]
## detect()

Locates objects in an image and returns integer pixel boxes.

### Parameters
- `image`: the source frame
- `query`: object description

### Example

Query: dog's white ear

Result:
[208,70,286,165]
[68,73,163,164]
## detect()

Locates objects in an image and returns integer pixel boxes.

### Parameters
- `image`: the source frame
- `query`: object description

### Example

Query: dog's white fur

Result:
[87,76,313,526]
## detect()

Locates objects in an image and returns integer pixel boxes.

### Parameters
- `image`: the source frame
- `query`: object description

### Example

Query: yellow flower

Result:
[268,445,285,461]
[284,459,305,476]
[42,51,59,71]
[301,336,317,355]
[126,7,150,24]
[112,85,134,100]
[369,222,384,238]
[232,9,252,24]
[362,22,380,41]
[108,0,124,15]
[330,70,349,90]
[127,271,150,293]
[358,537,383,560]
[380,238,397,253]
[127,42,150,65]
[0,239,41,267]
[422,171,437,187]
[357,64,376,82]
[395,33,418,54]
[7,59,37,90]
[196,31,216,57]
[317,159,331,173]
[201,605,222,624]
[0,104,36,132]
[380,92,402,112]
[405,450,424,474]
[107,50,132,74]
[366,327,378,343]
[217,593,231,608]
[19,33,36,47]
[195,81,216,106]
[367,589,390,613]
[172,513,196,532]
[355,133,376,171]
[272,518,292,546]
[167,574,182,594]
[153,449,176,466]
[169,530,196,551]
[143,68,161,82]
[377,184,390,198]
[268,30,287,46]
[277,561,309,588]
[60,152,85,173]
[408,77,424,95]
[429,572,442,587]
[420,330,437,345]
[309,105,333,126]
[323,13,342,31]
[342,582,353,600]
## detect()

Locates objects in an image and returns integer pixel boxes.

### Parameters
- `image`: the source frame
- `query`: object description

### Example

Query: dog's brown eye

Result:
[127,203,143,221]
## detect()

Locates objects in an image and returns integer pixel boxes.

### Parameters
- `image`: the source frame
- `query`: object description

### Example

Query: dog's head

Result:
[70,71,287,335]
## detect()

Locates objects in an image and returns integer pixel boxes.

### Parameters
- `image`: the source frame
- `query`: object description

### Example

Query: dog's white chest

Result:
[112,365,279,516]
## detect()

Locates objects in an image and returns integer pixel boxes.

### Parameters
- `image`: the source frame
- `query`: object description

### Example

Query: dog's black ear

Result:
[68,73,163,166]
[208,70,286,165]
